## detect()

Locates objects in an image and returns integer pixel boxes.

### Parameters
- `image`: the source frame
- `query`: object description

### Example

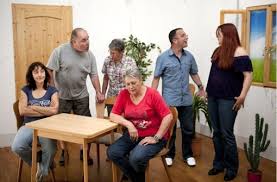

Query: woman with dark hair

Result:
[206,23,253,181]
[12,62,59,182]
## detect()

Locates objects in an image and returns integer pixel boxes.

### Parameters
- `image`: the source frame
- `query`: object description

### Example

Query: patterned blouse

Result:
[102,55,137,97]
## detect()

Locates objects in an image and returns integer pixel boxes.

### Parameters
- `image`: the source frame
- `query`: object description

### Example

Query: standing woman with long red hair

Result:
[206,23,253,181]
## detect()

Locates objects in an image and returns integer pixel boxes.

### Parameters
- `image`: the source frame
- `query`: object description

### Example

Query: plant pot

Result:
[192,136,201,157]
[247,169,262,182]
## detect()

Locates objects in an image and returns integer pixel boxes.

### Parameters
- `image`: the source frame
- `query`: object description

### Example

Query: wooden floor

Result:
[0,129,275,182]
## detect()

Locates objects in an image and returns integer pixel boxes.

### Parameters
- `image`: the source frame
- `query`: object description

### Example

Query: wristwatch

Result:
[197,84,204,90]
[153,135,161,143]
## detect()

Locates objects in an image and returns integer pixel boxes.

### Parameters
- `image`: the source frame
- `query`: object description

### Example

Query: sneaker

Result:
[36,163,43,182]
[165,157,173,166]
[185,157,196,167]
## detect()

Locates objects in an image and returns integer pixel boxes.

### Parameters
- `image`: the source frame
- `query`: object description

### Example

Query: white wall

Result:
[0,0,275,161]
[237,0,276,161]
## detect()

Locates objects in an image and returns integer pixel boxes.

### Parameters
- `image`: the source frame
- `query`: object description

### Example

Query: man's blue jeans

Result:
[166,105,194,160]
[208,97,238,176]
[11,126,57,176]
[107,132,166,182]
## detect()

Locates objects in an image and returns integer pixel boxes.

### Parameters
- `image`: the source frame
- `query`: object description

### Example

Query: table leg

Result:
[110,131,118,182]
[31,130,38,182]
[83,140,88,182]
[64,147,68,182]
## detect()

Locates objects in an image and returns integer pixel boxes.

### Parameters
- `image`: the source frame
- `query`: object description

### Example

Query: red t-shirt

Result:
[112,87,171,139]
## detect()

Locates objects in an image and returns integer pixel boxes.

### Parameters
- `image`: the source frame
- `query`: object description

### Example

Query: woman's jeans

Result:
[11,126,57,176]
[208,97,238,176]
[107,132,166,182]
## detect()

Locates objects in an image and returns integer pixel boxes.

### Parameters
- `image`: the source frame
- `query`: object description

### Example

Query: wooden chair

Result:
[145,107,178,182]
[13,100,56,182]
[94,96,122,166]
[189,83,196,95]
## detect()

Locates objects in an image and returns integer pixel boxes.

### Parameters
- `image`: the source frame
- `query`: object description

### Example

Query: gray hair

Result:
[124,69,142,81]
[109,39,125,52]
[70,28,85,43]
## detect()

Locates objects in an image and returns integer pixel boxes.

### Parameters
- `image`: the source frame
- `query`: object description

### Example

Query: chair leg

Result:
[64,149,69,181]
[96,143,100,167]
[16,158,23,182]
[50,168,56,182]
[161,156,173,182]
[145,163,150,182]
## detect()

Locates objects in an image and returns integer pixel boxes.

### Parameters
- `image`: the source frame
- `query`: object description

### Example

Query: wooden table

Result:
[26,113,119,182]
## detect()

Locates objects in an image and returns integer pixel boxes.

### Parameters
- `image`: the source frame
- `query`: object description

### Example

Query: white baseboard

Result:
[196,123,276,162]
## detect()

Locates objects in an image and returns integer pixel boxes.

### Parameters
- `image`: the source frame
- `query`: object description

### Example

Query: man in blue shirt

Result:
[152,28,205,167]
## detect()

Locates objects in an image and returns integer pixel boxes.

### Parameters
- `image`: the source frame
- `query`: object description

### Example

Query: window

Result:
[220,4,276,88]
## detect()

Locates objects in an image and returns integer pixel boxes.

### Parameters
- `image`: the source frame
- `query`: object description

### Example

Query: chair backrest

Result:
[13,100,24,130]
[165,107,178,149]
[105,96,117,105]
[95,96,117,119]
[95,102,105,118]
[189,83,195,96]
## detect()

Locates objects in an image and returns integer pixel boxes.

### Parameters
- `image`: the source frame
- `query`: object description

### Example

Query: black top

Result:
[206,56,253,99]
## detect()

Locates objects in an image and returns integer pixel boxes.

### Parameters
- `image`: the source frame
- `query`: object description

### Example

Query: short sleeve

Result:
[154,56,164,77]
[151,89,171,119]
[47,47,60,71]
[126,57,138,71]
[189,53,198,75]
[21,85,30,95]
[89,51,98,76]
[111,89,128,115]
[233,56,253,72]
[102,57,109,74]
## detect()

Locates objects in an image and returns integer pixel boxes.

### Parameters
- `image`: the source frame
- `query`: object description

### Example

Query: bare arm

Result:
[90,74,104,102]
[30,92,59,116]
[139,113,172,146]
[151,77,160,89]
[191,73,205,97]
[18,91,44,117]
[102,74,109,97]
[155,113,172,138]
[233,71,253,111]
[110,113,138,141]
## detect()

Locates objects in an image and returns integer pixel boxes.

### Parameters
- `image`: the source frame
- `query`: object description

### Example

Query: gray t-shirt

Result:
[47,42,98,100]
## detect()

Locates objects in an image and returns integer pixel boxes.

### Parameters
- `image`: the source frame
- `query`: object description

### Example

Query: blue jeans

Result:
[208,97,238,176]
[167,105,194,160]
[107,132,166,182]
[11,126,57,176]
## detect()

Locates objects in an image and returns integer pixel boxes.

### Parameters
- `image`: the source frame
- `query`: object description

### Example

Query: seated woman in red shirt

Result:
[107,69,173,182]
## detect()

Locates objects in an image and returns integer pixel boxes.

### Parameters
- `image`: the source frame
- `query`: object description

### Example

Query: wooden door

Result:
[12,4,72,99]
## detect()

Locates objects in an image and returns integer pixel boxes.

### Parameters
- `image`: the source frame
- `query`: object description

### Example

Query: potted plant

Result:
[123,35,161,81]
[244,114,270,182]
[191,93,212,156]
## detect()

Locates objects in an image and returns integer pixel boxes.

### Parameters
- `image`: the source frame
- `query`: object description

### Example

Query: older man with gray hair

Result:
[47,27,104,166]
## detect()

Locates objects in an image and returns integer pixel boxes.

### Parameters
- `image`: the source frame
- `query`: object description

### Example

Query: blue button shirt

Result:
[154,48,198,106]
